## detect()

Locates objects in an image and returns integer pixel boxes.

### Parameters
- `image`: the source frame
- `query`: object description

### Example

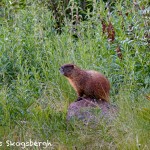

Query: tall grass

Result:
[0,0,150,149]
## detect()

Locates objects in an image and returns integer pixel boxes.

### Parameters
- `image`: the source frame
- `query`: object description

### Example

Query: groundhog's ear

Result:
[66,64,74,69]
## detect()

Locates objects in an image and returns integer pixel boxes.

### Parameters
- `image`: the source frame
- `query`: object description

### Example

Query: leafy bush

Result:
[0,0,150,149]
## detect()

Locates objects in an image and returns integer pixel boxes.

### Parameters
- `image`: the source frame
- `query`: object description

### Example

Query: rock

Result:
[67,98,118,124]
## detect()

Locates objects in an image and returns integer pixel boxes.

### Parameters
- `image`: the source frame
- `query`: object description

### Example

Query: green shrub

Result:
[0,0,149,149]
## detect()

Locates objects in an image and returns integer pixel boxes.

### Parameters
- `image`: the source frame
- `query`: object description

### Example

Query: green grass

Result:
[0,0,150,149]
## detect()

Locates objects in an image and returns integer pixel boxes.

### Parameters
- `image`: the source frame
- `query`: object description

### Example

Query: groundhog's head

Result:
[59,64,76,77]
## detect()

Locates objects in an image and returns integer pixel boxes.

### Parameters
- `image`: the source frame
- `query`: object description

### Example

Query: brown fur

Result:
[60,64,110,102]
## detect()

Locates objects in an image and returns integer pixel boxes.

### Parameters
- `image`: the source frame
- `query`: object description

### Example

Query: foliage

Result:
[0,0,150,149]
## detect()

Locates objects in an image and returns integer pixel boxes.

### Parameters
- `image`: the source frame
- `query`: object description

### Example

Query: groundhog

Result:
[60,64,110,102]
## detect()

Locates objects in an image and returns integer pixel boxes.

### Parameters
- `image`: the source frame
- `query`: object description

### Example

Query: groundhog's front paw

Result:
[75,97,83,102]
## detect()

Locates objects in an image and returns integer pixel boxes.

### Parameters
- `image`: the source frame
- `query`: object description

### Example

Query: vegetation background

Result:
[0,0,150,149]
